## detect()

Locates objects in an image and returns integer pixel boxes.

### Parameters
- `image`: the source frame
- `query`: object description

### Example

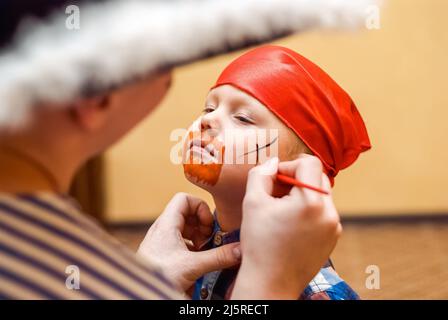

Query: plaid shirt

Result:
[193,217,360,300]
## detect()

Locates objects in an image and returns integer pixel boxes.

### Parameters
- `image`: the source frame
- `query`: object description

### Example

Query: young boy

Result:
[182,45,371,300]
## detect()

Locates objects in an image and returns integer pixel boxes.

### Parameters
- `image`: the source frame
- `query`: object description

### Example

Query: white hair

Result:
[0,0,377,129]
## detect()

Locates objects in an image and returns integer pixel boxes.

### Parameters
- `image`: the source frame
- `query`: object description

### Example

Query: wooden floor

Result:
[109,222,448,299]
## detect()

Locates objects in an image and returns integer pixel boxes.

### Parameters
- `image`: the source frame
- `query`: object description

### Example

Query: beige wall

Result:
[103,0,448,222]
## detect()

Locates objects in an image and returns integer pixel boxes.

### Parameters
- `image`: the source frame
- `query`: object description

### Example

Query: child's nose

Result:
[200,113,220,136]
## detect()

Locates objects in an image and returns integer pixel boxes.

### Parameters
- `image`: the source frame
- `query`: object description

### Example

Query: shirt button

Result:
[200,287,209,300]
[214,232,223,246]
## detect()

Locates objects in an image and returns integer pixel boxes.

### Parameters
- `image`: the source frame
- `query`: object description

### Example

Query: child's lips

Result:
[189,145,216,163]
[188,138,223,163]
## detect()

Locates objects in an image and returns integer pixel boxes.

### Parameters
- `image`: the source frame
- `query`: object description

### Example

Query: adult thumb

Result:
[194,243,241,275]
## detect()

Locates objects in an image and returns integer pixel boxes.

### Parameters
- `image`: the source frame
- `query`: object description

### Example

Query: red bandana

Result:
[212,45,371,185]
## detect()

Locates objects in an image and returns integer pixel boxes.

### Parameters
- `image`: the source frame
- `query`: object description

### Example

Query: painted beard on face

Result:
[183,129,226,187]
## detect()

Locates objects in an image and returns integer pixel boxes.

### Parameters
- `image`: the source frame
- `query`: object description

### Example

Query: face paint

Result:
[183,130,225,186]
[242,136,278,164]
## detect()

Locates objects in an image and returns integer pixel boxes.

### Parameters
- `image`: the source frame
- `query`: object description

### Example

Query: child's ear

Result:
[71,95,110,131]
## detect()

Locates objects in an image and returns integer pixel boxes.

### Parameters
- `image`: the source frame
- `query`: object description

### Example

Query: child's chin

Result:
[184,173,217,191]
[182,162,223,189]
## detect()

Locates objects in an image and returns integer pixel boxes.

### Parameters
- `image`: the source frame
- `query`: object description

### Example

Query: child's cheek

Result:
[219,162,254,187]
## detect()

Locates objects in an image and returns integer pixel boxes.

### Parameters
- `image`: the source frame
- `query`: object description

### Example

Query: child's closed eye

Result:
[202,105,216,114]
[202,104,255,125]
[234,113,255,125]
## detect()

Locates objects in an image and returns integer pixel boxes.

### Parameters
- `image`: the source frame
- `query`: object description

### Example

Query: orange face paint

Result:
[183,131,225,186]
[183,161,224,186]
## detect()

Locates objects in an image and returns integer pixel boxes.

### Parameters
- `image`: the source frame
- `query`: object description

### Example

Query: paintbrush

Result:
[243,138,330,195]
[276,173,329,195]
[242,138,329,195]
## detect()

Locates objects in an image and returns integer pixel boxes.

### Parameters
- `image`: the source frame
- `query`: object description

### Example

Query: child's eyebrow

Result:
[229,95,252,107]
[205,91,262,113]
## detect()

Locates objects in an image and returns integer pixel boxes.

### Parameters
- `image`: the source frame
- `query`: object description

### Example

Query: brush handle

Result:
[276,173,329,195]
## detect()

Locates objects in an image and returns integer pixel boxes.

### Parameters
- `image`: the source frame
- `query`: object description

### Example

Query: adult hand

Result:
[232,154,342,299]
[137,193,241,293]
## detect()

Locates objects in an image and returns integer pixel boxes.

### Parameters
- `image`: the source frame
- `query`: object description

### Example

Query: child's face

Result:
[182,84,301,196]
